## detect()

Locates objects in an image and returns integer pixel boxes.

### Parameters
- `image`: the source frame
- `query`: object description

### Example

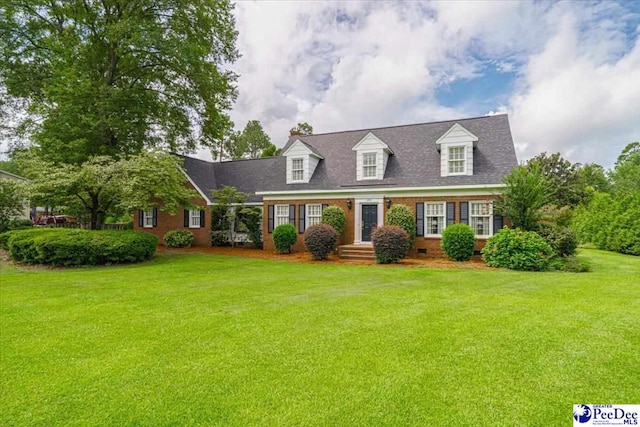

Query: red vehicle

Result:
[33,215,76,226]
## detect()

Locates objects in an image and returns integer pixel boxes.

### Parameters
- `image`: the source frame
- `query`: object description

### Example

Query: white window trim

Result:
[424,202,446,237]
[469,201,493,238]
[306,204,322,230]
[448,145,466,176]
[275,204,289,227]
[189,209,201,228]
[143,209,154,228]
[362,152,378,180]
[291,157,304,182]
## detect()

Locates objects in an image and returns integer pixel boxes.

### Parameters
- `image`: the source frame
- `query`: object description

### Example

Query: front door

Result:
[361,204,378,242]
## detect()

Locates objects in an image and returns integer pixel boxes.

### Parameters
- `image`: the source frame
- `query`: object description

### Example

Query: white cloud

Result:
[212,1,640,168]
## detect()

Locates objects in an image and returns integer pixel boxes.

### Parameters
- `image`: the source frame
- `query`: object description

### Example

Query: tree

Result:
[0,179,25,232]
[611,142,640,195]
[211,129,246,161]
[1,0,239,164]
[526,152,581,207]
[210,185,246,247]
[241,120,271,159]
[20,152,197,229]
[495,164,552,231]
[577,163,611,195]
[290,122,313,135]
[261,144,281,158]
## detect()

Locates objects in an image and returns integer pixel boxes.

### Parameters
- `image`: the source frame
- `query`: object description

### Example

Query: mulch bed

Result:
[157,246,492,269]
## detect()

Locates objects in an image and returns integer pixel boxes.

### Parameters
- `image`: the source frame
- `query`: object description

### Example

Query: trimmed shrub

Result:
[6,228,157,266]
[536,224,577,257]
[548,255,591,273]
[441,223,475,261]
[385,204,415,249]
[304,224,338,261]
[482,228,554,271]
[8,219,33,229]
[372,225,409,264]
[164,229,194,248]
[210,230,230,247]
[321,206,346,236]
[273,223,297,253]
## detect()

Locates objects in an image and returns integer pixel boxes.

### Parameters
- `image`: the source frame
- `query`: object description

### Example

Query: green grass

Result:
[1,249,638,426]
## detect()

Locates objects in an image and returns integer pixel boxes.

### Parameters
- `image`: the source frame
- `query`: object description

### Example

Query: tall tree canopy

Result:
[611,142,640,194]
[241,120,271,159]
[290,122,313,135]
[0,0,239,164]
[526,152,582,207]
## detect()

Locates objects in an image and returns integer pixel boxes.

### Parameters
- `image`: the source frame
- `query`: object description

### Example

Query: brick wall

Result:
[133,184,211,246]
[263,194,508,257]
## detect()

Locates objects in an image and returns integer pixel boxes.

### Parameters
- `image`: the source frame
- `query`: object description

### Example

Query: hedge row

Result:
[2,228,157,266]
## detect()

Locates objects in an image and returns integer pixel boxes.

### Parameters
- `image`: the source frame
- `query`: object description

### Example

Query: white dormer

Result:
[436,123,478,177]
[352,132,393,181]
[282,139,323,184]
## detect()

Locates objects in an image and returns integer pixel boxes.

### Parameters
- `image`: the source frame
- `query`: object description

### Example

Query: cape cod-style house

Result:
[134,114,518,257]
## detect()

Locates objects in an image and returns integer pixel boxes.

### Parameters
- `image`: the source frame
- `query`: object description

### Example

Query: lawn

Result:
[1,249,638,426]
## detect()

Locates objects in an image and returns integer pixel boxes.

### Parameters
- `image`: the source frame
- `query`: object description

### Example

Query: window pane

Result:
[292,158,304,181]
[363,153,376,165]
[190,210,200,227]
[306,204,322,228]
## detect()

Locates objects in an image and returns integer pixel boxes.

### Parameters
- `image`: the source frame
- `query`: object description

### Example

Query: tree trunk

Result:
[90,196,101,230]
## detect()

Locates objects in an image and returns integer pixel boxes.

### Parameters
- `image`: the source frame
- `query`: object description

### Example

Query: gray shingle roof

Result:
[181,114,517,202]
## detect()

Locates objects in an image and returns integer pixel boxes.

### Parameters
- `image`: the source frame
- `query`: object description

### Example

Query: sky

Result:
[221,0,640,168]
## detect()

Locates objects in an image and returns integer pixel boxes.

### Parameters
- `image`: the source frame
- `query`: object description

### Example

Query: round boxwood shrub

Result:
[536,224,577,257]
[6,228,157,266]
[321,206,346,236]
[482,228,554,271]
[441,223,475,261]
[273,223,297,253]
[372,225,409,264]
[164,229,194,248]
[385,204,416,249]
[304,223,338,261]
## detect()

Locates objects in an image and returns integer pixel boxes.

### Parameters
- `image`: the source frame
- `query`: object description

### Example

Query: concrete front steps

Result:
[338,244,375,261]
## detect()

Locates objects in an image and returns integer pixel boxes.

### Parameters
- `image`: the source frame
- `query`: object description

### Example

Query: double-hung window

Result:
[448,146,466,174]
[143,210,154,228]
[189,209,201,228]
[306,204,322,229]
[363,153,377,178]
[291,158,304,182]
[470,201,491,237]
[425,202,446,236]
[275,205,290,227]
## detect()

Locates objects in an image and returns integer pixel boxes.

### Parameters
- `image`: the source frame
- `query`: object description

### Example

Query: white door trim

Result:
[354,196,384,244]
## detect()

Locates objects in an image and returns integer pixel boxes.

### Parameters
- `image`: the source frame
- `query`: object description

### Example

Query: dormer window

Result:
[362,153,377,178]
[448,146,466,175]
[291,158,304,181]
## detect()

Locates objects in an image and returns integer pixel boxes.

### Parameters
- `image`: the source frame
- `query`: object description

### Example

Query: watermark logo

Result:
[574,405,593,423]
[573,404,639,426]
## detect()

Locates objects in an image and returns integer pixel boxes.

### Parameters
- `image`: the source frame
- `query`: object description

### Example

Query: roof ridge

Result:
[292,114,507,139]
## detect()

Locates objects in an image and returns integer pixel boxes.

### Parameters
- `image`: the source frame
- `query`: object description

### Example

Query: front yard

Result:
[1,249,638,426]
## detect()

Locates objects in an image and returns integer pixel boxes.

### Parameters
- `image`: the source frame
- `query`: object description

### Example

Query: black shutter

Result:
[493,215,503,235]
[138,210,143,227]
[200,210,205,228]
[268,205,274,233]
[446,202,455,226]
[460,202,469,225]
[322,204,328,211]
[152,208,158,227]
[299,204,306,234]
[184,209,189,227]
[415,203,424,237]
[289,205,296,224]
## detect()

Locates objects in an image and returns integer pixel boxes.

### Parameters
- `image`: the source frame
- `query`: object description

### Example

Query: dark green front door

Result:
[362,204,378,242]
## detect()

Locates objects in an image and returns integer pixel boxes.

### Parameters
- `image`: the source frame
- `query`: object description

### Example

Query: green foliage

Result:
[572,192,640,256]
[163,230,194,248]
[290,122,313,135]
[441,223,476,261]
[240,207,263,249]
[611,142,640,195]
[577,163,611,196]
[536,224,578,258]
[210,230,230,247]
[321,206,346,236]
[5,228,157,266]
[273,223,297,253]
[548,255,591,273]
[20,152,197,229]
[0,179,26,232]
[385,204,416,249]
[261,144,282,158]
[372,225,409,264]
[496,164,551,231]
[482,228,554,271]
[527,152,583,207]
[0,1,239,164]
[241,120,272,159]
[211,186,249,247]
[304,224,338,261]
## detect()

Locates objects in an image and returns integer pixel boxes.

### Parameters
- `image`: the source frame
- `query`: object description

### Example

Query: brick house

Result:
[135,114,517,257]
